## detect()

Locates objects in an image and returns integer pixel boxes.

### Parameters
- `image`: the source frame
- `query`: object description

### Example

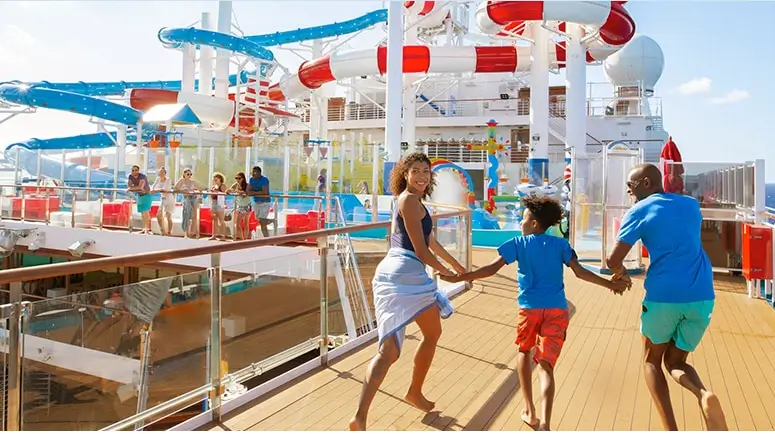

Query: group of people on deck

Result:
[349,152,727,432]
[126,165,272,240]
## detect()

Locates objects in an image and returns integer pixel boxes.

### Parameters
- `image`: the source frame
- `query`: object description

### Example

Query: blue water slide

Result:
[417,94,446,116]
[0,84,142,125]
[1,9,388,99]
[158,27,274,62]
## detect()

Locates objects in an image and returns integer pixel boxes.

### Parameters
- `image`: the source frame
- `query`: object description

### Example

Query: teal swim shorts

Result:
[640,299,714,352]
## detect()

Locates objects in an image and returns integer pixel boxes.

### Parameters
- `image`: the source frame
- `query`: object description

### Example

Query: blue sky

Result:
[0,1,772,180]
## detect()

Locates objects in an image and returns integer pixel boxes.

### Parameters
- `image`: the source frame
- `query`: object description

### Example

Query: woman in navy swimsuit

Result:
[349,152,466,430]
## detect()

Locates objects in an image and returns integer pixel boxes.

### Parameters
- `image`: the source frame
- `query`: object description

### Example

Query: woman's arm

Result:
[400,195,453,276]
[429,233,466,274]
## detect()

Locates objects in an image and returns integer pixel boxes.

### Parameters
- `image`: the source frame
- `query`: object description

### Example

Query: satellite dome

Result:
[603,34,665,95]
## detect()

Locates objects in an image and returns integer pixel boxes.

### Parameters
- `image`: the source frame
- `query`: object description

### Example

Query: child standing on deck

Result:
[442,195,629,431]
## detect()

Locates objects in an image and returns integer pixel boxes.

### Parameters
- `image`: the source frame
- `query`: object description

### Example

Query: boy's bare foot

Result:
[403,391,435,412]
[700,391,728,430]
[348,416,365,431]
[521,408,539,429]
[536,424,549,431]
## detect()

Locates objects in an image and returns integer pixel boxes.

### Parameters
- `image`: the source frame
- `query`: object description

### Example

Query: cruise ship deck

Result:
[202,250,775,432]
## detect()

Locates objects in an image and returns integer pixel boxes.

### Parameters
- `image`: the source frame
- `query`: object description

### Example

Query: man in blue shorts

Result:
[607,163,727,431]
[247,166,271,237]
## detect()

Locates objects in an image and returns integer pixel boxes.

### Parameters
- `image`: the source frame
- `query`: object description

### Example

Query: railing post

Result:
[6,285,28,431]
[208,252,223,421]
[465,210,473,289]
[45,189,51,225]
[70,188,77,229]
[98,191,104,231]
[19,188,25,223]
[318,236,329,366]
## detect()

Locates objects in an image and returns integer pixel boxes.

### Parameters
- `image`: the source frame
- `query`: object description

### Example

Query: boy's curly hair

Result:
[522,195,564,230]
[388,152,436,199]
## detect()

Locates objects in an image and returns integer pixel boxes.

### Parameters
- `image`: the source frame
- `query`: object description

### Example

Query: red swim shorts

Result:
[516,308,570,368]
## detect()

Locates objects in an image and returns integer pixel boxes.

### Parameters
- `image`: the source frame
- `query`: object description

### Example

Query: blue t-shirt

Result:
[497,234,574,309]
[617,193,714,303]
[249,176,270,203]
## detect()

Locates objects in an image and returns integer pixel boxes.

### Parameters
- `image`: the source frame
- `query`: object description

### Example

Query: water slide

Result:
[0,9,391,182]
[268,1,635,101]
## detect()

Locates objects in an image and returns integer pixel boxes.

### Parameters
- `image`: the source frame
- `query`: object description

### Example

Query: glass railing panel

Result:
[19,270,212,431]
[664,161,754,212]
[218,247,332,391]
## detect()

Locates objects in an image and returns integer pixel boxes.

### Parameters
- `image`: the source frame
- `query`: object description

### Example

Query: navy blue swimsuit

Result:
[390,203,433,252]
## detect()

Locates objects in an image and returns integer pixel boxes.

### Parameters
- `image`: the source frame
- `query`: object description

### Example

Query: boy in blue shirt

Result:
[607,163,727,431]
[443,196,627,430]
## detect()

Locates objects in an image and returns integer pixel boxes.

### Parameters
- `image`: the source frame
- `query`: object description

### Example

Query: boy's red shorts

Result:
[516,308,570,368]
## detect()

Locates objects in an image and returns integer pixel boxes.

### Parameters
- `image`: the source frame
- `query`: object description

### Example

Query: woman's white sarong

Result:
[373,247,454,354]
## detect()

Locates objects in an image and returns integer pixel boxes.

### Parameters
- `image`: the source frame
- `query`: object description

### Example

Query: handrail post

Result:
[318,236,329,366]
[98,191,104,231]
[465,210,473,289]
[208,252,223,420]
[70,188,77,228]
[20,188,25,223]
[6,288,28,431]
[45,189,51,225]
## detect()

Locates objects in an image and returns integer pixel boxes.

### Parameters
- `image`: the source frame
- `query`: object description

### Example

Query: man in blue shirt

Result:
[607,163,727,431]
[127,165,151,234]
[247,166,271,237]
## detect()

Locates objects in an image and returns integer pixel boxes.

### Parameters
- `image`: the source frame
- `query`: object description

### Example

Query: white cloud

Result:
[675,77,712,95]
[710,90,751,105]
[2,24,35,49]
[0,25,36,66]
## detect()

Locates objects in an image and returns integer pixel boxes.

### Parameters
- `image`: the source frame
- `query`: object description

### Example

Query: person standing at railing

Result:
[349,152,466,431]
[230,172,252,240]
[209,172,228,241]
[247,166,271,238]
[316,168,327,194]
[174,169,203,238]
[152,166,175,236]
[607,163,728,431]
[127,165,152,234]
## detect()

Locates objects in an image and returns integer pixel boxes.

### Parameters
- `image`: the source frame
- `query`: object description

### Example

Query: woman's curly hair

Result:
[522,195,564,230]
[388,152,436,199]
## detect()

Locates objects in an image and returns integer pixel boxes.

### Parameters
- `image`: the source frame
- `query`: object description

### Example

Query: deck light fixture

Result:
[68,239,95,258]
[0,227,41,257]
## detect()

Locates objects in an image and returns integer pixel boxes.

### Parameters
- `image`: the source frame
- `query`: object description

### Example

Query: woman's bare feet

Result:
[521,408,540,429]
[403,391,435,412]
[348,416,365,431]
[700,391,728,430]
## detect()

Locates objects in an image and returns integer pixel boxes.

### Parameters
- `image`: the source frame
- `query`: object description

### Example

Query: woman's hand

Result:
[439,273,462,283]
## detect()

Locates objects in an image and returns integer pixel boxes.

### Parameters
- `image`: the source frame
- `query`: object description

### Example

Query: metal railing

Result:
[0,183,349,241]
[0,201,473,431]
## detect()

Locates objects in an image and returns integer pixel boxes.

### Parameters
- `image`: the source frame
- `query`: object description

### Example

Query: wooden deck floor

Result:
[206,249,775,431]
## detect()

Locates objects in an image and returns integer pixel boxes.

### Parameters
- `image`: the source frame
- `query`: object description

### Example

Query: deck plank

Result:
[205,249,775,432]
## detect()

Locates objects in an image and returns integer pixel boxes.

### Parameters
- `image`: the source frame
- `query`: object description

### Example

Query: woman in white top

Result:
[152,166,175,236]
[209,172,228,240]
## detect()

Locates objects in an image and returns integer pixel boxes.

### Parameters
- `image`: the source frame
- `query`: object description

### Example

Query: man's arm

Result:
[569,255,628,294]
[606,209,641,280]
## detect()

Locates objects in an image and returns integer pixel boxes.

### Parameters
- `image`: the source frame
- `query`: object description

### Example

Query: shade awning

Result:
[141,103,201,125]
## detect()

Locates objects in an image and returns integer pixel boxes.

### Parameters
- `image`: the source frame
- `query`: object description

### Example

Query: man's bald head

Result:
[627,163,664,202]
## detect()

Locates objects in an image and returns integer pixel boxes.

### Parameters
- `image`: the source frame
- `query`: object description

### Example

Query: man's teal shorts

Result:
[640,299,714,351]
